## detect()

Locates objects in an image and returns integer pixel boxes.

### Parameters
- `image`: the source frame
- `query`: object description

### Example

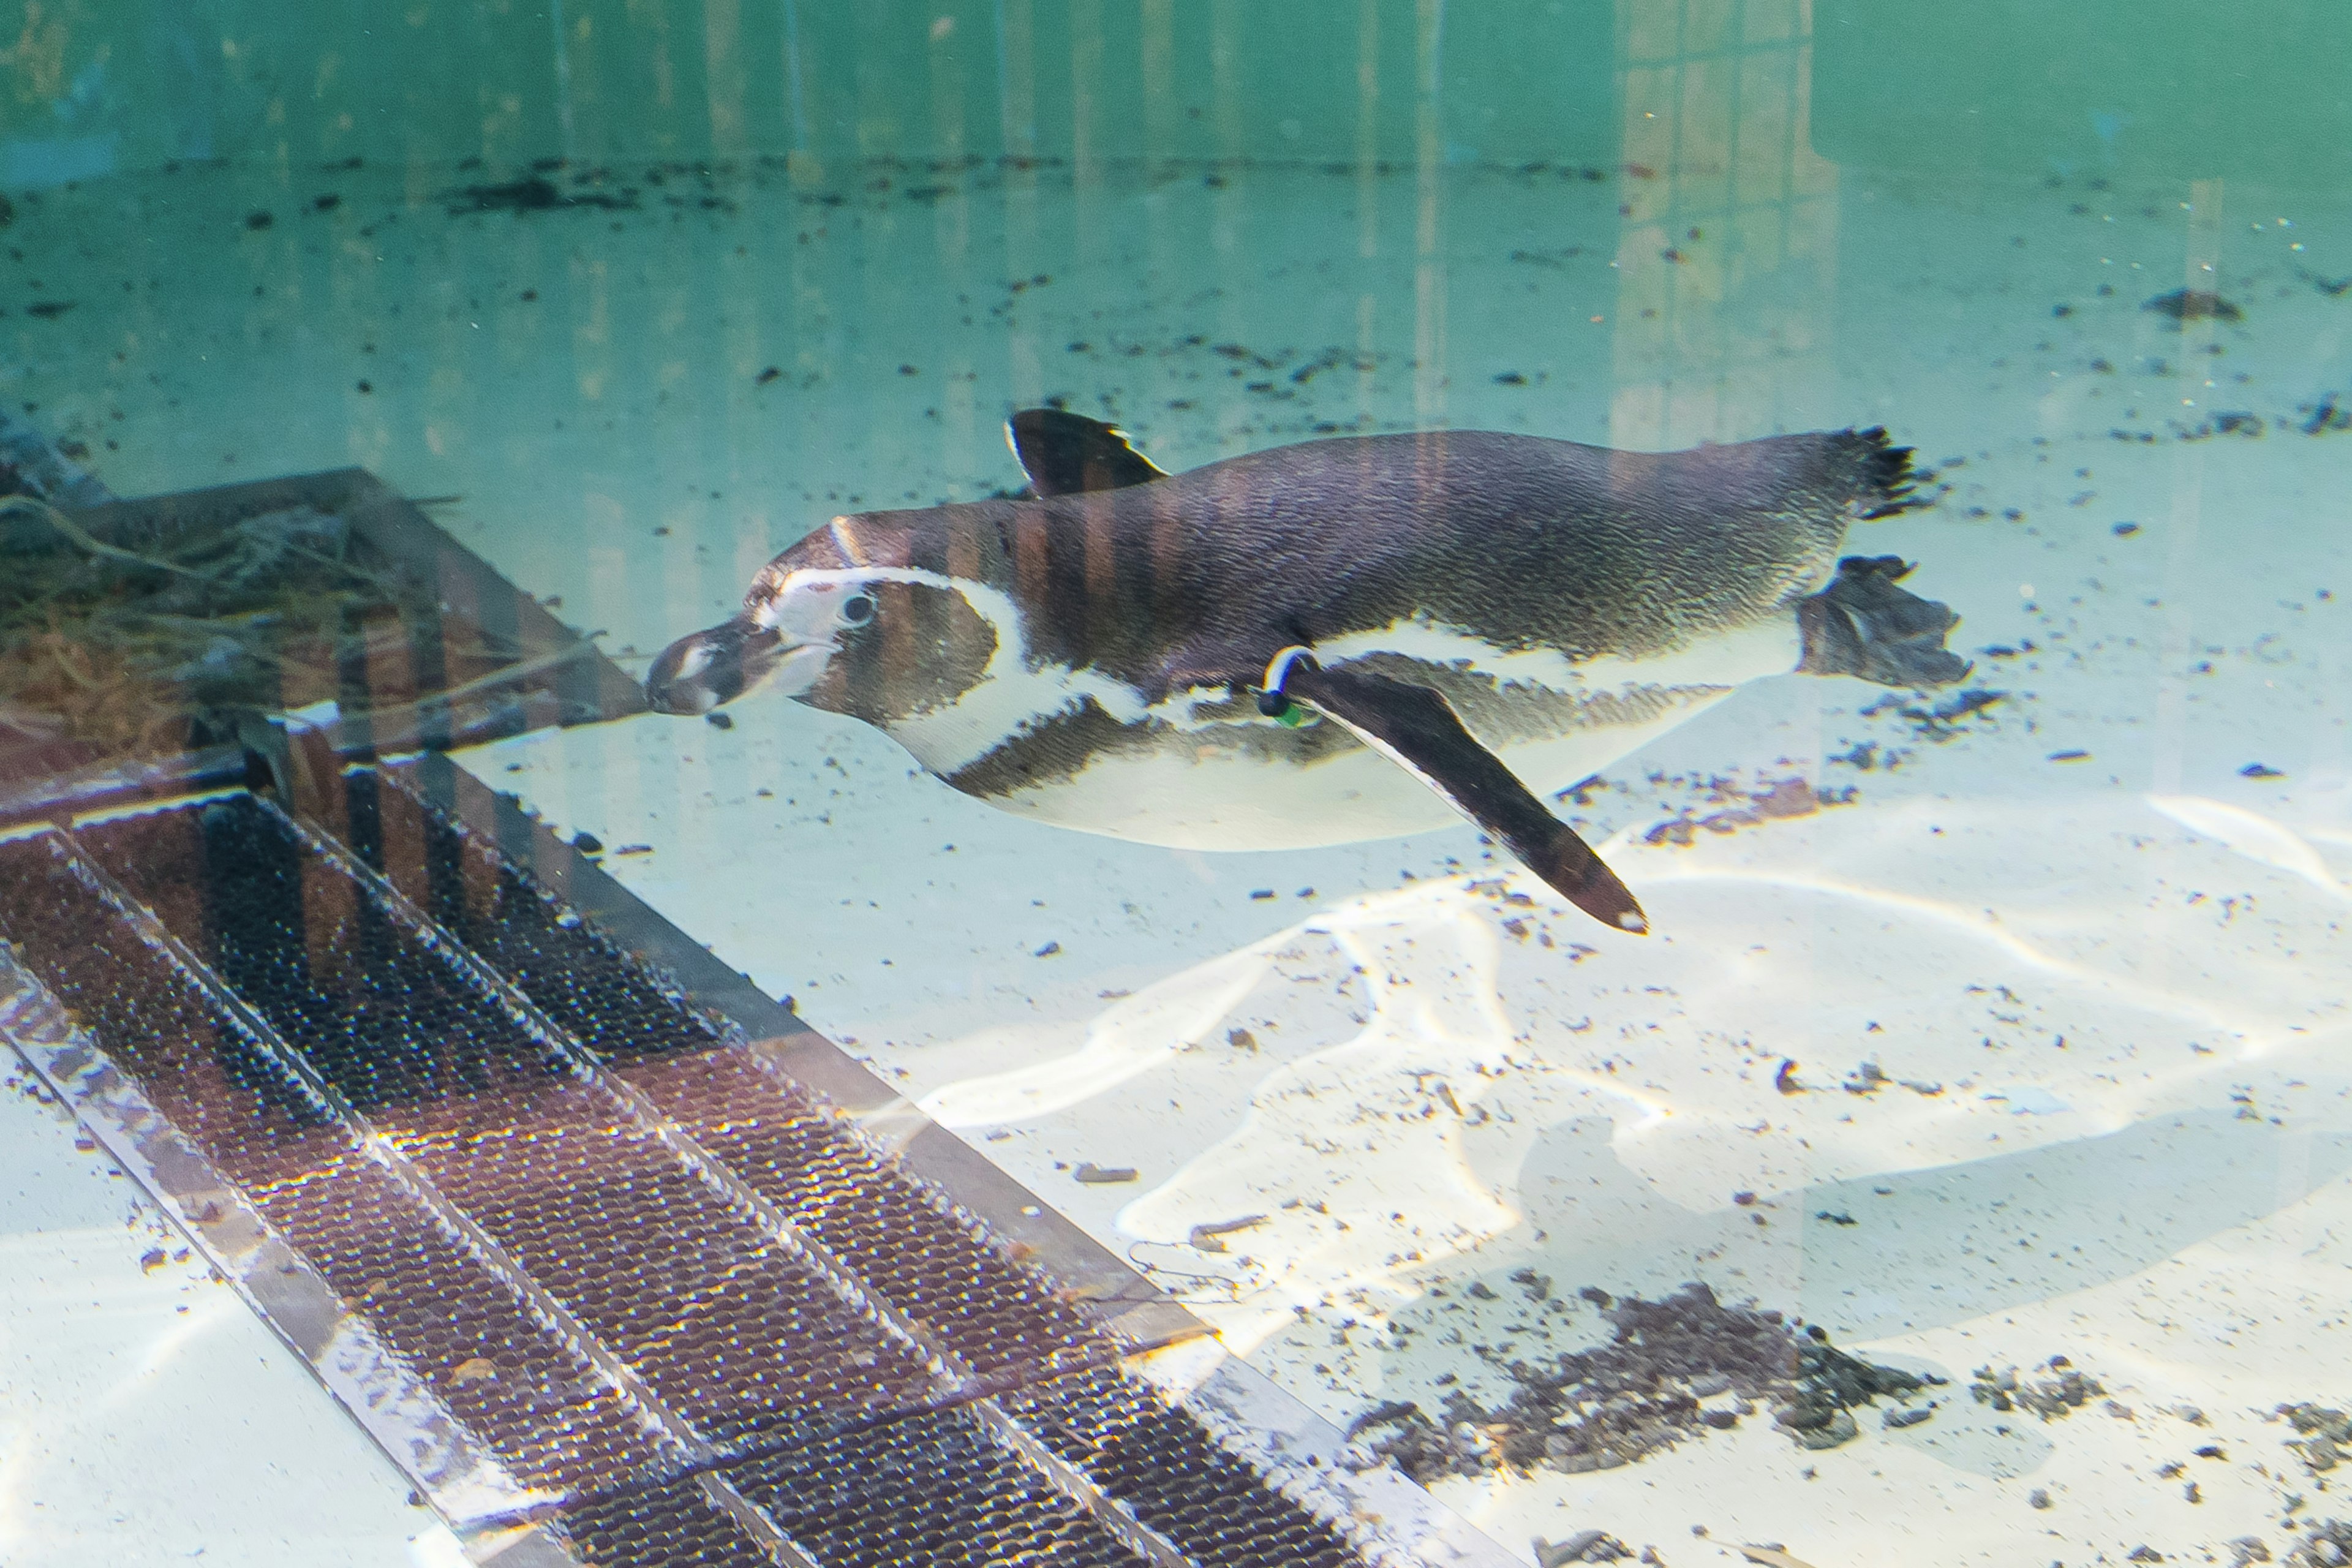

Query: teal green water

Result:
[11,2,2352,188]
[7,6,2352,1567]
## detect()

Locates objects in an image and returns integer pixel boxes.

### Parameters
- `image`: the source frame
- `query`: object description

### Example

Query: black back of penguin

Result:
[959,426,1910,697]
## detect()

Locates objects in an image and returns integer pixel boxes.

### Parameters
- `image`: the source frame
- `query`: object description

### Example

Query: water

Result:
[4,4,2350,1565]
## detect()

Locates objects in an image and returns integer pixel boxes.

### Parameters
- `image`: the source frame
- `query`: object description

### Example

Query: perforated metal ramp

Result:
[0,747,1513,1568]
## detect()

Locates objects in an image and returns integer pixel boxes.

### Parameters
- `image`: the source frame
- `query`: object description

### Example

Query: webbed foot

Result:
[1796,556,1969,688]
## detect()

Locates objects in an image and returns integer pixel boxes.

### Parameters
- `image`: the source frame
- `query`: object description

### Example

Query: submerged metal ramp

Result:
[0,747,1511,1568]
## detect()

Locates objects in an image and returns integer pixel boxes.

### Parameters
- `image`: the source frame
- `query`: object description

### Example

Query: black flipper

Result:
[1006,409,1168,496]
[1265,652,1649,935]
[1795,555,1970,688]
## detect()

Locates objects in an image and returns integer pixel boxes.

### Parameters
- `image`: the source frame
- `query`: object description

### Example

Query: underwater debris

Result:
[1735,1549,1822,1568]
[1826,737,1902,771]
[2145,288,2242,324]
[1876,686,2005,742]
[1969,1357,2103,1419]
[1346,1283,1938,1483]
[2283,1403,2350,1473]
[442,175,638,215]
[1534,1531,1630,1565]
[1644,776,1854,846]
[2301,396,2351,435]
[1843,1061,1890,1094]
[2290,1520,2352,1567]
[1186,1213,1267,1251]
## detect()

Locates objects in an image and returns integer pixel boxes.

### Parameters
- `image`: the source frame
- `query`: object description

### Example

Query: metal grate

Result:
[554,1486,775,1568]
[347,761,1116,1386]
[0,830,668,1501]
[0,767,1457,1567]
[74,793,949,1452]
[1005,1368,1359,1568]
[726,1404,1153,1568]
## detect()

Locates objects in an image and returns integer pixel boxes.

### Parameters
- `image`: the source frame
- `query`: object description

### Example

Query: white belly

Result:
[972,686,1743,850]
[891,612,1800,851]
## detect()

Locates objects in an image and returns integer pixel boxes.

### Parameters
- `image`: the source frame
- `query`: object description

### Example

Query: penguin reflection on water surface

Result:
[646,410,1968,934]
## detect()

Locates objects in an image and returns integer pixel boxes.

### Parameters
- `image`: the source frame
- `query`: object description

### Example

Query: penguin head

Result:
[647,565,997,725]
[645,572,876,715]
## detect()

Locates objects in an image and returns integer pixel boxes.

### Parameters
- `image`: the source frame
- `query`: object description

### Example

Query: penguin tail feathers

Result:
[1839,426,1926,520]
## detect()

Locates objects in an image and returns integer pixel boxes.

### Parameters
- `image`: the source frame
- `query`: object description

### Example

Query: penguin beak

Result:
[645,619,831,714]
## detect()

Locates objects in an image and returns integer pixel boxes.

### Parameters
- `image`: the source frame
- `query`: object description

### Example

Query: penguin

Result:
[646,409,1967,934]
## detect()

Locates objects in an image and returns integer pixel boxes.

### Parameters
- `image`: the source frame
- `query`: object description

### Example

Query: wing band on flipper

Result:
[1005,409,1168,496]
[1268,653,1649,935]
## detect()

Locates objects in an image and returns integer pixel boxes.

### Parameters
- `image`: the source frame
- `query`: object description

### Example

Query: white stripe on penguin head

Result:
[759,564,1153,774]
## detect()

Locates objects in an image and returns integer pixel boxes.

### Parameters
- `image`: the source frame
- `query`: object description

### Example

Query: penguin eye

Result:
[839,593,876,627]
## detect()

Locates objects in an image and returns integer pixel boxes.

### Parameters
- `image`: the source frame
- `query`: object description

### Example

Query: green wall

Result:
[7,1,2335,194]
[1814,0,2352,186]
[1,1,1619,186]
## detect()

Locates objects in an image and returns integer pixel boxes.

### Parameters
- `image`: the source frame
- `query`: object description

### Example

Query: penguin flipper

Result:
[1006,409,1168,496]
[1272,656,1649,935]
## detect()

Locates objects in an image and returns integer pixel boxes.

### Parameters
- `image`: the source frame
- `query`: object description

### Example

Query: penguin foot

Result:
[1796,556,1970,688]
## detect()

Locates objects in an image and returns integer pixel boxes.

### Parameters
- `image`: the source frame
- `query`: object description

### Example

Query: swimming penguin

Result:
[646,410,1967,933]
